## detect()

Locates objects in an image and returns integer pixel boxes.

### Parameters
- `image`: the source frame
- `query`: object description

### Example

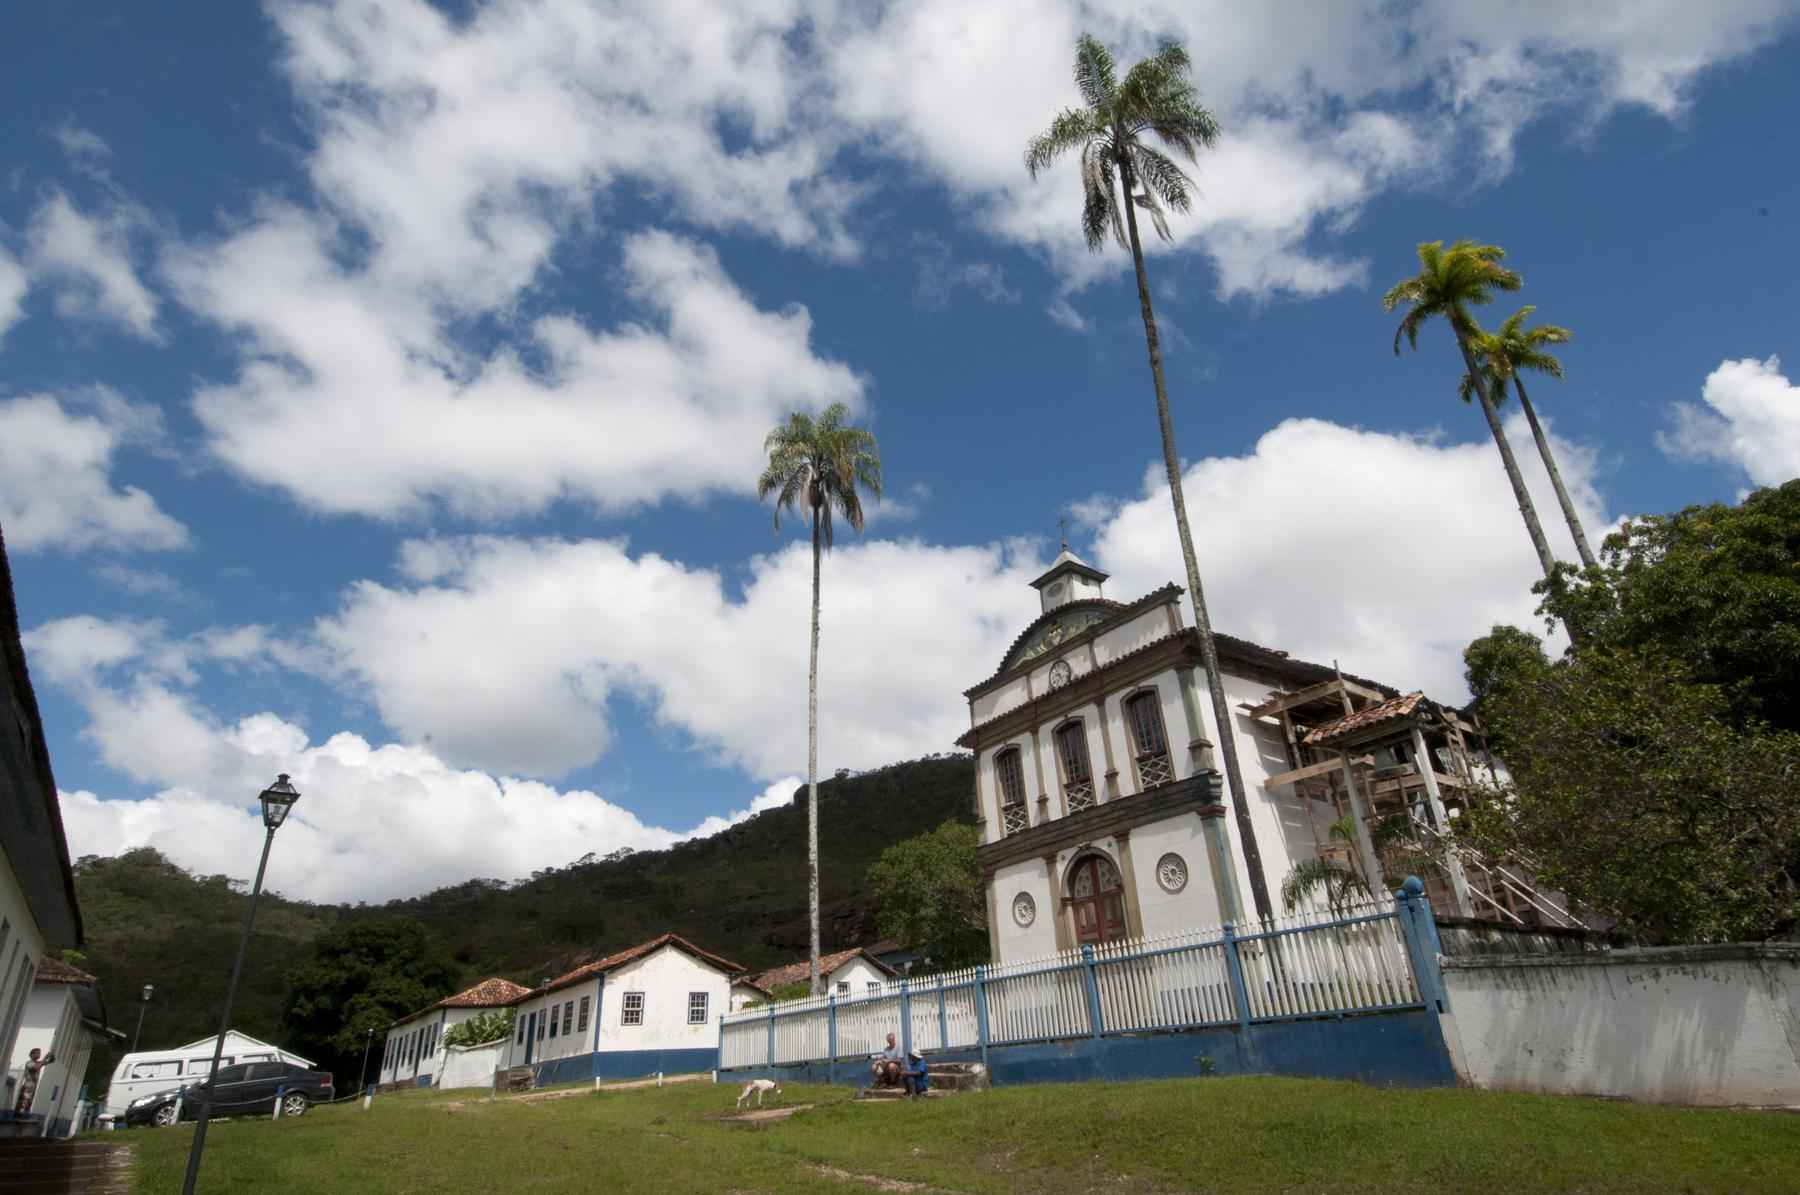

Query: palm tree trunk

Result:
[807,504,823,995]
[1514,376,1598,569]
[1453,328,1559,579]
[1118,161,1273,926]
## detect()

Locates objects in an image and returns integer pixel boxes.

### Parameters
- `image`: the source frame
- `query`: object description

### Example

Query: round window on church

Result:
[1155,853,1189,894]
[1011,892,1037,927]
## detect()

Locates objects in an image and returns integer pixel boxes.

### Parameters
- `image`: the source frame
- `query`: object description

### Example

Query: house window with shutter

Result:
[578,996,591,1033]
[1125,690,1174,789]
[995,747,1028,835]
[622,991,645,1026]
[1056,720,1095,812]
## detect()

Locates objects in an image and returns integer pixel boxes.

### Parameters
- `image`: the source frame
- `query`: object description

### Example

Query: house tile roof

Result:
[541,933,744,997]
[1304,692,1427,746]
[439,977,533,1009]
[746,947,896,992]
[35,956,97,985]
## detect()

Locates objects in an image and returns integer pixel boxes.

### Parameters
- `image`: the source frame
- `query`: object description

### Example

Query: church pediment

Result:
[996,599,1122,676]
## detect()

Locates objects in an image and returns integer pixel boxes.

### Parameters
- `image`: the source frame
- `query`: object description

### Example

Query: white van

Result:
[104,1031,314,1117]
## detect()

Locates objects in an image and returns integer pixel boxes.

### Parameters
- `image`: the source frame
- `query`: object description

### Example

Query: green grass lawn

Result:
[120,1077,1800,1194]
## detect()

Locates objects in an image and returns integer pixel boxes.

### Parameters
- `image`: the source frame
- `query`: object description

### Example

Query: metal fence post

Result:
[766,1003,776,1067]
[973,966,990,1070]
[827,994,837,1085]
[1395,876,1447,1013]
[1081,945,1104,1038]
[936,976,948,1051]
[1222,923,1252,1028]
[899,979,913,1057]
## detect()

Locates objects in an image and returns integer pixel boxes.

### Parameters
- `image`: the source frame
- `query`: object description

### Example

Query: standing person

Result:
[869,1033,902,1088]
[14,1048,54,1115]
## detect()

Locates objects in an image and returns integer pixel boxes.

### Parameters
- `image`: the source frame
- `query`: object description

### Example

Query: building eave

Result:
[0,524,82,949]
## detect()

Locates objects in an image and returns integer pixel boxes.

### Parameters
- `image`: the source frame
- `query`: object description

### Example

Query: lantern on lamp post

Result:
[181,774,301,1195]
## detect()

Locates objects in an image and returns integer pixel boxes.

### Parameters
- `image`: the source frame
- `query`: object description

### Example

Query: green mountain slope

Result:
[73,754,973,1089]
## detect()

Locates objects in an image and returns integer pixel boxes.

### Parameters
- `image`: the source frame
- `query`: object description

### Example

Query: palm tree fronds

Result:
[1080,142,1125,250]
[1073,33,1116,110]
[1025,108,1099,178]
[1131,145,1194,214]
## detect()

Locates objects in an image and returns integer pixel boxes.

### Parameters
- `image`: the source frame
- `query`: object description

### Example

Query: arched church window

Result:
[1067,853,1127,945]
[1125,691,1174,790]
[995,747,1028,835]
[1055,721,1095,813]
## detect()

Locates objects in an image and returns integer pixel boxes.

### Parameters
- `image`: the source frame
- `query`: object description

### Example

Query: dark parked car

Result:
[124,1060,334,1127]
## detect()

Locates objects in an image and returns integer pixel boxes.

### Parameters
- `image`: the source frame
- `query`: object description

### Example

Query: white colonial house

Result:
[503,933,740,1083]
[2,528,88,1133]
[960,549,1521,966]
[738,947,897,1009]
[9,958,120,1136]
[379,977,530,1089]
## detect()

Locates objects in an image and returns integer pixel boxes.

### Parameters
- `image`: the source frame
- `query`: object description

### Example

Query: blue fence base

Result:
[719,1009,1454,1091]
[531,1047,718,1089]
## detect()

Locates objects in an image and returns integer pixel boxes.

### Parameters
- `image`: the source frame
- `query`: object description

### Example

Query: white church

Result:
[959,549,1512,966]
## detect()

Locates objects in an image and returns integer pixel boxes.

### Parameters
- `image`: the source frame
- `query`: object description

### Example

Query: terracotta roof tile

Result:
[542,933,744,996]
[1304,692,1427,746]
[746,947,896,992]
[439,977,533,1009]
[35,957,97,985]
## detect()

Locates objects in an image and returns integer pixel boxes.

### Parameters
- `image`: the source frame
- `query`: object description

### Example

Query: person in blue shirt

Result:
[901,1050,929,1098]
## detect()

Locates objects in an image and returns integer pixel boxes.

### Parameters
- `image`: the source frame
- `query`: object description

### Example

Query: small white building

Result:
[504,933,740,1083]
[379,976,529,1089]
[2,528,87,1133]
[741,947,897,1005]
[8,958,121,1136]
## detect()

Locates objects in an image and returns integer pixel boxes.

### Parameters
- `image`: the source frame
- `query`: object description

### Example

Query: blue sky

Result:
[3,1,1797,903]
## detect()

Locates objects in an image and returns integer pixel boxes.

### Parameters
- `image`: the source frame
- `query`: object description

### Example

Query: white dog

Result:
[736,1078,782,1109]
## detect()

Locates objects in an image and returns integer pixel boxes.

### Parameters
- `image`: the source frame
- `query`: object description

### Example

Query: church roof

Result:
[1030,548,1109,589]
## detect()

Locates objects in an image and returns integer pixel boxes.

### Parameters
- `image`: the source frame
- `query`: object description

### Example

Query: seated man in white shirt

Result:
[870,1032,903,1087]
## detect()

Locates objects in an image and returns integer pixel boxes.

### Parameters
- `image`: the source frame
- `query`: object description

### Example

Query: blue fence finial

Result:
[1402,874,1425,898]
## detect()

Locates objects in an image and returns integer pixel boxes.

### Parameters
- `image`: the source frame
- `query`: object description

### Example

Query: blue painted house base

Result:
[719,1010,1455,1091]
[530,1047,718,1089]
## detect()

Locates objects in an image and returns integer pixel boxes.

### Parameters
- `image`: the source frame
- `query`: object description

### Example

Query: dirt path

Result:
[805,1162,961,1193]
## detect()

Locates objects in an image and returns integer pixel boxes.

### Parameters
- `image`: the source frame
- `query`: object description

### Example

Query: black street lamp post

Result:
[132,984,154,1054]
[357,1027,374,1096]
[180,774,301,1195]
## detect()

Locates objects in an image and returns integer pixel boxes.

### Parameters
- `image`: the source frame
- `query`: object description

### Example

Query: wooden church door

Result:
[1068,854,1127,945]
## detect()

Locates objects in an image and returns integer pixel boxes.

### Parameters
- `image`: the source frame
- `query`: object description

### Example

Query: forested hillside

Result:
[73,754,973,1089]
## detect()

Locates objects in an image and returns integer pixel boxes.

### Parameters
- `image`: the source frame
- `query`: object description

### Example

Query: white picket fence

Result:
[720,902,1425,1071]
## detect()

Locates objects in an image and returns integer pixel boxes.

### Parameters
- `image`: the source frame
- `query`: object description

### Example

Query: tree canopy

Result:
[1461,480,1800,943]
[865,821,987,971]
[283,919,461,1078]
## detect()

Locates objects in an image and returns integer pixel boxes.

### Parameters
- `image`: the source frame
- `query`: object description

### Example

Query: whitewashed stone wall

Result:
[1442,945,1800,1106]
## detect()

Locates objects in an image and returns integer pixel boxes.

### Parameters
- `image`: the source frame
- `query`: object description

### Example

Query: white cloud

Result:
[1091,414,1612,699]
[0,390,188,553]
[25,191,160,338]
[819,0,1795,299]
[1659,355,1800,489]
[313,534,1043,777]
[1046,296,1088,333]
[26,614,813,903]
[0,249,26,340]
[172,228,863,518]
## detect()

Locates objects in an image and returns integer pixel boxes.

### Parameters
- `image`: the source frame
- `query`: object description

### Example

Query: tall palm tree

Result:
[1383,241,1559,581]
[1026,34,1274,925]
[758,403,882,994]
[1462,307,1598,569]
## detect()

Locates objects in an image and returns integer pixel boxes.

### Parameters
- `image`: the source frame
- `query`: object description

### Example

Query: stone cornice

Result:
[958,630,1200,749]
[978,770,1226,874]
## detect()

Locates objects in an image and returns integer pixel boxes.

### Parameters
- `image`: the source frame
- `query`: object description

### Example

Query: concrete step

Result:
[0,1139,133,1195]
[854,1087,953,1101]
